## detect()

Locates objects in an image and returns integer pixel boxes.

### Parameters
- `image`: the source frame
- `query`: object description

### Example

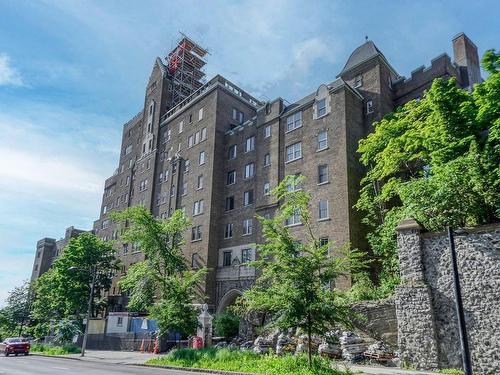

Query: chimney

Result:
[452,33,482,89]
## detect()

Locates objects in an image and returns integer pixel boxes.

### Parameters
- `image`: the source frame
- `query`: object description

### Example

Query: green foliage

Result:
[355,51,500,296]
[238,175,367,367]
[31,233,120,323]
[147,348,350,375]
[111,206,206,337]
[53,318,82,344]
[31,343,81,355]
[0,281,34,337]
[213,312,240,338]
[438,369,464,375]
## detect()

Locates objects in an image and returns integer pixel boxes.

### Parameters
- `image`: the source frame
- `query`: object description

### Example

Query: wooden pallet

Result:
[363,352,395,361]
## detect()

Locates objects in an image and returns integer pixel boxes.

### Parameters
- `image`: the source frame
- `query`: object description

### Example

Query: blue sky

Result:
[0,0,498,305]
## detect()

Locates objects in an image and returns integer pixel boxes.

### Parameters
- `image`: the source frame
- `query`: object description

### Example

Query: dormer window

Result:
[366,100,374,114]
[354,75,363,88]
[317,98,326,117]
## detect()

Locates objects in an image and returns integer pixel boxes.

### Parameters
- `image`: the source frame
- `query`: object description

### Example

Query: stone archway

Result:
[216,289,243,315]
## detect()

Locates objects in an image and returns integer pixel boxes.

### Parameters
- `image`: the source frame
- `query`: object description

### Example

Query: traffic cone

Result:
[140,338,145,353]
[153,338,159,354]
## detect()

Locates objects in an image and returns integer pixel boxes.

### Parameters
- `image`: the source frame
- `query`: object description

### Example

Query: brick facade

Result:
[35,32,481,314]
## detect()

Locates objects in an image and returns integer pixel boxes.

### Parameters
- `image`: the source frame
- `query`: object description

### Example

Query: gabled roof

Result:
[337,40,397,77]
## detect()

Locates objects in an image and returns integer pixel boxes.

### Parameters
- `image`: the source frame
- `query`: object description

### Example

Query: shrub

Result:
[213,312,240,338]
[31,343,81,355]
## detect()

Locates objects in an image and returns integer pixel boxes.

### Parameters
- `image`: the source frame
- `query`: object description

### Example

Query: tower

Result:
[453,32,482,90]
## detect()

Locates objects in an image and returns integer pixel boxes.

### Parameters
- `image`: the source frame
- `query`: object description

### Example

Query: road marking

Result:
[52,366,70,370]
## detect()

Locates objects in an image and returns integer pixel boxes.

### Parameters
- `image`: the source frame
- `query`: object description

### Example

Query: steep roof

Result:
[338,40,397,77]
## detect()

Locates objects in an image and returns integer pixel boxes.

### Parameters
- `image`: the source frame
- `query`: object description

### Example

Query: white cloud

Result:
[291,38,335,74]
[0,53,23,86]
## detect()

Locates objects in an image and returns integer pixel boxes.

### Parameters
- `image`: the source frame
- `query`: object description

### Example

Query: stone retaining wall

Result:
[395,220,500,374]
[351,298,398,347]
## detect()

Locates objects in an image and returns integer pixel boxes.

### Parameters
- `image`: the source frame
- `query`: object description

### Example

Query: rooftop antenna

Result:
[365,35,369,42]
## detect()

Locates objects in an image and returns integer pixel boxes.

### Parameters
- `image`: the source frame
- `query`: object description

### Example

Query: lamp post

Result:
[69,265,97,357]
[447,227,472,375]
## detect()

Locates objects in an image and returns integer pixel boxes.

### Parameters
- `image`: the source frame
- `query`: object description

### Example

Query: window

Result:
[170,185,176,197]
[318,165,328,184]
[201,127,207,141]
[166,129,171,141]
[181,182,187,196]
[264,125,271,138]
[242,248,252,263]
[184,159,190,172]
[198,107,204,121]
[243,219,253,235]
[287,175,303,191]
[317,98,326,117]
[264,153,270,166]
[224,223,233,239]
[195,131,200,144]
[102,219,109,229]
[191,225,202,241]
[189,114,193,123]
[319,199,329,220]
[126,175,130,185]
[139,179,148,191]
[366,100,373,114]
[123,243,129,253]
[188,135,194,148]
[243,190,254,206]
[223,251,232,267]
[225,196,235,211]
[228,144,237,159]
[317,130,328,151]
[286,111,302,132]
[354,74,363,88]
[245,136,255,152]
[117,317,123,327]
[319,237,329,247]
[193,200,204,215]
[197,175,203,190]
[178,121,184,133]
[285,209,301,226]
[103,205,108,214]
[263,182,270,195]
[232,108,244,124]
[199,151,206,165]
[227,170,236,185]
[244,163,255,179]
[191,253,199,269]
[286,142,302,162]
[125,144,132,155]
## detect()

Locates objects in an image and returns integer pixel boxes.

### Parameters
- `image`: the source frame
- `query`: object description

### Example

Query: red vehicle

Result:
[0,337,30,356]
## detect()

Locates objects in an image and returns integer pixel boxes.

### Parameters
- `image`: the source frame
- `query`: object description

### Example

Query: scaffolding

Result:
[166,33,209,107]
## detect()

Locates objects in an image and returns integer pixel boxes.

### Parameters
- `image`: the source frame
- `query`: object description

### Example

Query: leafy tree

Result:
[2,281,34,336]
[31,233,120,323]
[213,312,240,338]
[111,206,206,337]
[53,319,82,344]
[356,50,500,295]
[238,175,367,367]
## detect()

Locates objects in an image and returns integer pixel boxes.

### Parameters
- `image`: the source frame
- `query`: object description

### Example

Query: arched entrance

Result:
[216,289,243,315]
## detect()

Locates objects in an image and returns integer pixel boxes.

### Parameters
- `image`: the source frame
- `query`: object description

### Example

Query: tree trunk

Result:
[307,313,312,368]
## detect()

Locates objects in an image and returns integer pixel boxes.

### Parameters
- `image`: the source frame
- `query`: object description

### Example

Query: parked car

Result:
[0,337,30,356]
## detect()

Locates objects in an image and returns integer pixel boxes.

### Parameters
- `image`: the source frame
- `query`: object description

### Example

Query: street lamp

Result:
[447,227,472,375]
[69,265,97,357]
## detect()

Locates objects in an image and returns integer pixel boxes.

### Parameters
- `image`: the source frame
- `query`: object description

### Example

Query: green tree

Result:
[356,50,500,295]
[238,175,367,367]
[111,206,206,337]
[31,233,120,323]
[2,281,34,336]
[213,312,240,338]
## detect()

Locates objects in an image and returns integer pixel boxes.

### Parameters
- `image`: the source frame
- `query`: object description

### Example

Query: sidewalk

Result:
[34,350,441,375]
[34,349,157,365]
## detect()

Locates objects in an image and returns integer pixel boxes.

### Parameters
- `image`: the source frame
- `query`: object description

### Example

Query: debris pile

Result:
[365,341,394,357]
[339,331,367,361]
[253,336,272,354]
[318,331,341,358]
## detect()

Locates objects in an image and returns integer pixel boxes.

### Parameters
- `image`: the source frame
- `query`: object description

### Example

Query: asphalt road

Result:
[0,355,212,375]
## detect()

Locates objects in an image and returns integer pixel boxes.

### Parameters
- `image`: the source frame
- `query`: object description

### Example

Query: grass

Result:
[146,348,351,375]
[30,343,81,356]
[438,369,464,375]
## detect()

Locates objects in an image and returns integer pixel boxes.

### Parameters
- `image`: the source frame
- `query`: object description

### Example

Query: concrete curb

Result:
[30,353,82,361]
[133,363,257,375]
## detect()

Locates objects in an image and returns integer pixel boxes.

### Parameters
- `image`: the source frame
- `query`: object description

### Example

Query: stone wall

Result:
[351,298,398,347]
[395,220,500,374]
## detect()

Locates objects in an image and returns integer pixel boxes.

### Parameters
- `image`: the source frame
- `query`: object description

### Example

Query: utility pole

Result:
[447,227,472,375]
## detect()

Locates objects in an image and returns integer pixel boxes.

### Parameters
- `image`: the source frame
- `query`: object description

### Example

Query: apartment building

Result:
[89,32,481,314]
